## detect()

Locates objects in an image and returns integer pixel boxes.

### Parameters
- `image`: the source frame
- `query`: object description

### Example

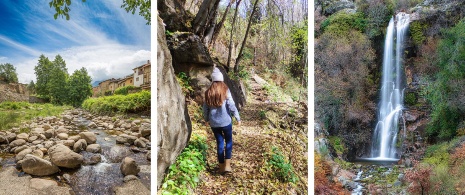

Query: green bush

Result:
[161,134,207,194]
[410,21,428,46]
[321,12,367,36]
[266,146,298,183]
[424,19,465,141]
[176,72,193,96]
[404,92,417,106]
[328,136,346,156]
[114,85,139,95]
[0,102,69,130]
[82,90,150,115]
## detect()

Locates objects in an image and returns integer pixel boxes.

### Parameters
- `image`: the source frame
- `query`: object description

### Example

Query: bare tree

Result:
[234,0,260,73]
[226,0,243,71]
[210,0,235,46]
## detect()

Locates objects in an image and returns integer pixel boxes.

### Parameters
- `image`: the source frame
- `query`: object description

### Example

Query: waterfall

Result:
[371,13,410,159]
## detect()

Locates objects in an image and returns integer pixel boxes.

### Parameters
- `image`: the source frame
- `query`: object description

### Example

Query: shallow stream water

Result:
[0,115,150,195]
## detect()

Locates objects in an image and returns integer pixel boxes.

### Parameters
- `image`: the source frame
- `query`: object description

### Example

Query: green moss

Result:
[334,158,353,170]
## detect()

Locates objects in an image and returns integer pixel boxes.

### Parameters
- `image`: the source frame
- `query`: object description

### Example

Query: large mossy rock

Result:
[157,16,193,188]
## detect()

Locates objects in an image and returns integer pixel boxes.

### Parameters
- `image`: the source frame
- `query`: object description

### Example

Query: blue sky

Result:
[0,0,150,83]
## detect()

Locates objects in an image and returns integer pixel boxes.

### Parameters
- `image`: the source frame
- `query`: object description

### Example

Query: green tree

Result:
[49,0,150,24]
[66,67,92,107]
[34,55,54,100]
[0,63,19,83]
[48,55,69,105]
[27,80,36,94]
[425,19,465,140]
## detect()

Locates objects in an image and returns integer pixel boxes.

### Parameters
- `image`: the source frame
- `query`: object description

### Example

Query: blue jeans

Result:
[211,123,233,163]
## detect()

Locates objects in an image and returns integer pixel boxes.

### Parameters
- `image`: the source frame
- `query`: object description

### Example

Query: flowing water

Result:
[371,13,410,159]
[68,116,150,195]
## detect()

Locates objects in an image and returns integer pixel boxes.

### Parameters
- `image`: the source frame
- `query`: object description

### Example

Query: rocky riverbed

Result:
[0,109,151,195]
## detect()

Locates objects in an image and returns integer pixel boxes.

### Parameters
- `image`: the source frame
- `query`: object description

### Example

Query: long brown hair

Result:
[205,81,229,107]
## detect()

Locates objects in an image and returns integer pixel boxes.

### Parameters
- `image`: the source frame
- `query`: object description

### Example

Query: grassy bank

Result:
[82,90,150,115]
[0,101,71,131]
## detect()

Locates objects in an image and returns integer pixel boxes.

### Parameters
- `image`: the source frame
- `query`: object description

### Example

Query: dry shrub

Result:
[404,161,432,195]
[414,37,439,76]
[314,152,347,195]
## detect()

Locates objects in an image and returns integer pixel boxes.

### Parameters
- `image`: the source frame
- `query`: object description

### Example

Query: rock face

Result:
[22,154,60,176]
[0,83,29,102]
[157,16,193,188]
[120,157,140,176]
[316,0,356,16]
[48,144,83,168]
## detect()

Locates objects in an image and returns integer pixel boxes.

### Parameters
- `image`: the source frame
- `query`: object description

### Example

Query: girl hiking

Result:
[203,67,241,174]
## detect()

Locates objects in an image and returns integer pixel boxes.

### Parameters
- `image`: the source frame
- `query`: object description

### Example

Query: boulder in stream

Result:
[22,154,60,176]
[79,132,97,144]
[49,144,83,168]
[86,144,101,153]
[120,157,140,176]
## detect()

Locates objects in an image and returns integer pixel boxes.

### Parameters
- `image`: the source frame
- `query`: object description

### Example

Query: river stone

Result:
[57,133,69,140]
[42,124,52,130]
[16,133,29,141]
[86,144,101,153]
[73,139,87,153]
[125,135,137,145]
[9,139,26,147]
[44,129,54,139]
[31,128,45,136]
[30,178,58,190]
[114,179,150,195]
[63,140,76,148]
[120,157,140,176]
[0,136,6,143]
[146,151,151,161]
[140,123,150,137]
[40,147,48,154]
[88,155,101,165]
[49,144,83,168]
[32,149,44,158]
[134,139,146,148]
[6,133,16,142]
[116,136,128,144]
[122,123,132,130]
[22,154,60,176]
[28,136,38,142]
[16,148,33,161]
[63,174,71,183]
[68,135,81,142]
[56,127,68,134]
[79,132,96,144]
[14,145,29,154]
[88,122,97,129]
[44,141,54,149]
[131,126,140,132]
[123,175,139,183]
[63,115,73,122]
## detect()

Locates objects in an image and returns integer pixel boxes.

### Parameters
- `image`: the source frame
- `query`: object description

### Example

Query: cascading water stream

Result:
[371,13,410,159]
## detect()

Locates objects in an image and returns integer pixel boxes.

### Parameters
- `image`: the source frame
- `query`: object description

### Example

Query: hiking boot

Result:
[224,159,232,173]
[219,163,226,174]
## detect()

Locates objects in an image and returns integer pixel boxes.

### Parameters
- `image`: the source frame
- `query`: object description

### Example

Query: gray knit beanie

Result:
[211,67,224,82]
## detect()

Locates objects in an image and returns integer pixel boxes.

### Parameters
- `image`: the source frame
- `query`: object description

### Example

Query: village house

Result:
[133,60,151,90]
[92,60,150,97]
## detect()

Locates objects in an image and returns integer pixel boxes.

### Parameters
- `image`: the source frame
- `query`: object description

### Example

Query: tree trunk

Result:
[192,0,221,39]
[226,0,242,72]
[234,0,260,73]
[210,0,234,46]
